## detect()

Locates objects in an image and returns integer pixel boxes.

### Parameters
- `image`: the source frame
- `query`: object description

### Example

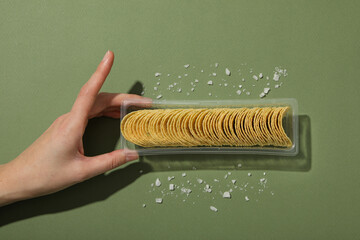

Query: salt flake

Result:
[225,68,231,76]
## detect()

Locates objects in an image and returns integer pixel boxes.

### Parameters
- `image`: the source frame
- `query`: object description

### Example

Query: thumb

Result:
[84,149,139,178]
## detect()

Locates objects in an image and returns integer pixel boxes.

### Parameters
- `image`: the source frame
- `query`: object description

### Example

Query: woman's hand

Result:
[0,51,146,206]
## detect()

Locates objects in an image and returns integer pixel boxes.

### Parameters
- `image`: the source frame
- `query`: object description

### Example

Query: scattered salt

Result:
[214,179,219,182]
[155,198,163,204]
[169,184,175,191]
[156,94,162,99]
[184,64,190,68]
[197,178,203,184]
[168,176,175,181]
[275,84,280,88]
[259,92,266,98]
[207,80,213,85]
[191,88,195,92]
[253,75,259,81]
[225,68,231,76]
[232,179,237,184]
[155,73,161,77]
[195,79,199,83]
[239,85,242,88]
[236,90,242,95]
[212,73,217,76]
[238,163,242,168]
[142,204,146,208]
[248,173,252,177]
[184,73,188,77]
[154,87,158,91]
[224,83,228,87]
[155,178,161,187]
[210,206,218,212]
[182,173,187,177]
[156,82,160,85]
[209,93,212,96]
[177,88,182,93]
[245,196,249,202]
[215,63,219,68]
[223,191,231,199]
[273,73,280,81]
[259,73,263,79]
[264,87,270,94]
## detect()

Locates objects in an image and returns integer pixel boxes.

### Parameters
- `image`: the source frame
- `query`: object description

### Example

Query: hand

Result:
[0,51,147,206]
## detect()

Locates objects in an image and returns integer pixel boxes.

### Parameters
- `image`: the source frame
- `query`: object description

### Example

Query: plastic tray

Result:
[120,98,299,156]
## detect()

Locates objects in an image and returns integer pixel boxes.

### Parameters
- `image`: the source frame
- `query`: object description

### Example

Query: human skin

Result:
[0,51,147,207]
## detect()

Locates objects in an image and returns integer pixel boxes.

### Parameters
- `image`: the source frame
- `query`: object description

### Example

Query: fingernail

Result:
[102,50,111,63]
[124,149,139,162]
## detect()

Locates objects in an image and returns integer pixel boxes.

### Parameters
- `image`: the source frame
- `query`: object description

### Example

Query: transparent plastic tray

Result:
[120,98,299,156]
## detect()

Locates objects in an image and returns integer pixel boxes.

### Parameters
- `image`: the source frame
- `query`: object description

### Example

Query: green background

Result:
[1,0,359,239]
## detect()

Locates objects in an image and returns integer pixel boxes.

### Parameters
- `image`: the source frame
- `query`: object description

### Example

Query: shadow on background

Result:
[0,85,311,227]
[142,115,311,172]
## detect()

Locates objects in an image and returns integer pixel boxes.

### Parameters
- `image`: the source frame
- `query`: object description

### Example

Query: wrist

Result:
[0,162,28,207]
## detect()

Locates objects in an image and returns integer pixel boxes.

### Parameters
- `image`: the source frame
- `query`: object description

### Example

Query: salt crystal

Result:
[253,75,259,81]
[238,163,242,168]
[182,173,187,177]
[242,78,245,82]
[210,206,218,212]
[197,178,203,184]
[155,73,161,77]
[266,83,270,86]
[178,76,182,79]
[201,69,204,72]
[181,187,192,195]
[155,198,163,204]
[154,87,158,91]
[275,84,280,88]
[223,191,231,199]
[259,73,263,79]
[248,173,252,177]
[184,64,190,68]
[167,74,170,77]
[236,90,242,95]
[266,76,269,80]
[186,92,190,96]
[207,80,213,85]
[169,184,175,191]
[224,83,228,87]
[139,170,143,174]
[259,92,266,98]
[215,63,219,68]
[156,94,162,99]
[168,176,175,181]
[184,73,188,77]
[225,68,231,76]
[224,174,228,179]
[232,179,237,184]
[214,179,219,182]
[246,92,250,95]
[264,87,270,94]
[245,196,249,201]
[260,178,267,183]
[142,204,146,208]
[191,88,195,92]
[155,178,161,187]
[263,172,266,176]
[212,73,217,76]
[195,79,199,83]
[177,88,182,93]
[151,183,154,187]
[273,73,280,81]
[209,93,212,96]
[239,85,242,88]
[157,82,160,85]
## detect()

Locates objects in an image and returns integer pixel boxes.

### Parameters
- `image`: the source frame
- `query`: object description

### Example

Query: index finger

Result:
[71,51,114,124]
